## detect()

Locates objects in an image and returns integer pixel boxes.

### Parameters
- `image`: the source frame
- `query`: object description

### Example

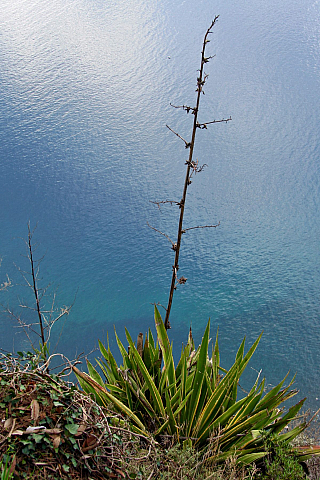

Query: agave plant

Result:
[73,306,320,465]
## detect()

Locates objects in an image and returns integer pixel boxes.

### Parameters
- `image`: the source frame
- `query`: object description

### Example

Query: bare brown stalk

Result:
[162,16,230,330]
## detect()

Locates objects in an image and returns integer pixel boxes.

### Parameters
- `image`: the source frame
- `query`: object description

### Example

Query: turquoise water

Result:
[1,0,320,411]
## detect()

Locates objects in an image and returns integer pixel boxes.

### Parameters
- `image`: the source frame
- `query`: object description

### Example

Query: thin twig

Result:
[182,222,220,233]
[196,116,232,129]
[150,199,180,209]
[169,102,196,114]
[151,302,167,312]
[166,125,191,148]
[147,222,176,249]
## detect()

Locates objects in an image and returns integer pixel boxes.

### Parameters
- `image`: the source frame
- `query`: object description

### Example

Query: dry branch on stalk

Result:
[149,16,231,330]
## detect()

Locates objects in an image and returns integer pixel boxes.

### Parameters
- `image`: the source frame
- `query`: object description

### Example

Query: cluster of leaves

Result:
[0,353,156,479]
[256,435,308,480]
[74,306,320,467]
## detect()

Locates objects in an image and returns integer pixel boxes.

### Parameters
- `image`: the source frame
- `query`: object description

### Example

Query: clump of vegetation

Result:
[0,352,269,480]
[256,435,307,480]
[74,306,320,469]
[0,352,159,479]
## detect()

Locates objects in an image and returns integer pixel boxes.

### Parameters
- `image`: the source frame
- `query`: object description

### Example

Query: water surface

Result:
[1,0,320,412]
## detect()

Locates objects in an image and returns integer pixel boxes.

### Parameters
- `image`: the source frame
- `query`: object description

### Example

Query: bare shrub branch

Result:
[4,223,74,369]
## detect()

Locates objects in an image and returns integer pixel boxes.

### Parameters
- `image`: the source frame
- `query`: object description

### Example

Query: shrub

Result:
[256,435,307,480]
[74,306,320,465]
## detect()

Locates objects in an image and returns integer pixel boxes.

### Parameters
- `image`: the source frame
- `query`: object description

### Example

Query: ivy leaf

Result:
[65,424,79,435]
[32,434,43,443]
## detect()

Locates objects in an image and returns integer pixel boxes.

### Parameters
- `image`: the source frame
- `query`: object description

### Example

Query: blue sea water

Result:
[1,0,320,412]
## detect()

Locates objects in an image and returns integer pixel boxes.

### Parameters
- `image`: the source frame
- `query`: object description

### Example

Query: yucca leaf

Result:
[187,325,195,351]
[185,369,194,393]
[176,351,188,424]
[193,376,209,429]
[154,306,170,360]
[229,367,240,408]
[147,328,155,353]
[72,366,147,433]
[229,379,265,427]
[154,306,176,393]
[279,424,306,442]
[142,336,152,370]
[114,329,132,369]
[117,367,157,416]
[219,410,269,450]
[205,370,213,398]
[98,339,111,363]
[211,447,266,464]
[196,394,252,444]
[255,373,291,412]
[165,389,178,436]
[195,358,243,436]
[181,350,187,398]
[125,328,166,418]
[266,398,305,435]
[239,333,263,372]
[173,390,193,419]
[98,341,118,384]
[213,390,254,428]
[211,329,220,388]
[253,409,280,432]
[169,388,182,415]
[175,343,192,380]
[86,360,104,387]
[159,344,174,395]
[154,418,170,437]
[235,337,245,362]
[225,334,263,411]
[100,340,122,383]
[186,319,210,436]
[96,359,112,384]
[77,373,99,398]
[125,381,133,411]
[237,452,268,465]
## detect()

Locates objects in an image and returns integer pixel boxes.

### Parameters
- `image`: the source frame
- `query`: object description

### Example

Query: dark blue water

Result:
[1,0,320,412]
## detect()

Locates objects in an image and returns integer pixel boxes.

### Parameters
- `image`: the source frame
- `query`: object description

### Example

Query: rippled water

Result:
[1,0,320,411]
